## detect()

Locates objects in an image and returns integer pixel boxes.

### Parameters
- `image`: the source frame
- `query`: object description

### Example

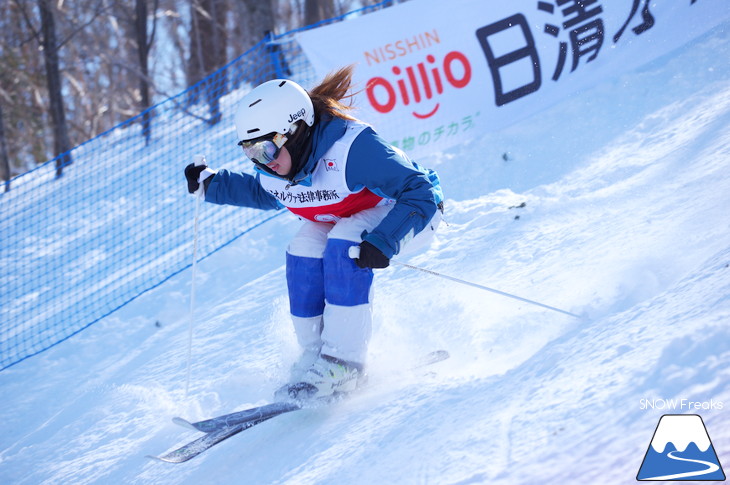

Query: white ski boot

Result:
[288,346,321,383]
[280,354,361,401]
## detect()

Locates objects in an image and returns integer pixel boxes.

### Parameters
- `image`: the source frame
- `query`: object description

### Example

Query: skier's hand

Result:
[355,241,390,269]
[184,163,215,194]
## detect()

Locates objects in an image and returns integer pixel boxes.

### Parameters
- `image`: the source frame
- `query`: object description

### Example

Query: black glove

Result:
[355,241,390,269]
[184,163,207,194]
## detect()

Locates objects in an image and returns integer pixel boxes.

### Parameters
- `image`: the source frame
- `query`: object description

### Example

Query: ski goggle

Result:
[238,133,288,165]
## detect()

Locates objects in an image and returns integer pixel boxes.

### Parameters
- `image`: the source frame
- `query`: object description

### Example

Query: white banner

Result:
[297,0,729,158]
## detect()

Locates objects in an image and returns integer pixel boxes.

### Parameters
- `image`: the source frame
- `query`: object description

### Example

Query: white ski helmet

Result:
[234,79,315,143]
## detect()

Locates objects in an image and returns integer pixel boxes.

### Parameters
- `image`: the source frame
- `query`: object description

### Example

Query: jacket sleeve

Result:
[345,127,443,258]
[204,169,283,211]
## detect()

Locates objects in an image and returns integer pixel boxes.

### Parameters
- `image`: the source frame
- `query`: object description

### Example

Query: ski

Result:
[147,415,276,463]
[175,349,449,434]
[152,397,341,462]
[173,401,302,433]
[149,350,449,463]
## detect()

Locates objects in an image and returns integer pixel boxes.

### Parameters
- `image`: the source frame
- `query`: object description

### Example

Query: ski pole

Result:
[392,260,583,319]
[185,154,206,396]
[348,246,583,320]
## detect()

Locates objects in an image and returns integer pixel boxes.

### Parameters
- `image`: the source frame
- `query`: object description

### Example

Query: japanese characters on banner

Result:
[296,0,729,158]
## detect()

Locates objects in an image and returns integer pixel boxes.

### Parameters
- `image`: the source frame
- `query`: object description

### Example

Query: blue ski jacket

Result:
[205,115,443,258]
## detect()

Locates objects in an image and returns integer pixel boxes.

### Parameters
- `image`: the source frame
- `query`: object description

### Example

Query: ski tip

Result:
[146,454,172,463]
[172,417,199,432]
[146,452,193,464]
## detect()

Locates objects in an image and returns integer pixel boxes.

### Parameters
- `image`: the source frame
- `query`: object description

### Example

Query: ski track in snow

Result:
[1,22,729,485]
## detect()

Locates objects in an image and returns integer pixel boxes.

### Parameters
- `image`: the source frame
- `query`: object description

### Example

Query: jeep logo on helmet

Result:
[288,108,306,124]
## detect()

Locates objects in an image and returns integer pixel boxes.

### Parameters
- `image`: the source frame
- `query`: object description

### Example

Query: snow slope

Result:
[1,22,729,485]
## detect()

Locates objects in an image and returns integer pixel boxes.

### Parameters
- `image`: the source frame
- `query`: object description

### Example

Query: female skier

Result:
[184,66,443,400]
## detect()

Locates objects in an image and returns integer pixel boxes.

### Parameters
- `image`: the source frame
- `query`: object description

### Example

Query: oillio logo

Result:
[365,51,472,120]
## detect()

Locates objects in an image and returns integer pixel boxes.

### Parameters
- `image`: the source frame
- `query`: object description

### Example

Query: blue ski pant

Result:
[286,204,441,367]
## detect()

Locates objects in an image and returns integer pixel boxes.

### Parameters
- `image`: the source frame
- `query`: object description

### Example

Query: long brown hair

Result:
[308,65,360,121]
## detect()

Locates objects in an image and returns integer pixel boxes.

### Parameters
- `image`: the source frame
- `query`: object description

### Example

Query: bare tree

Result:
[0,0,380,179]
[0,3,48,178]
[135,0,159,144]
[304,0,336,27]
[11,0,118,176]
[188,0,228,123]
[228,0,280,88]
[37,0,73,176]
[0,104,10,192]
[61,1,141,141]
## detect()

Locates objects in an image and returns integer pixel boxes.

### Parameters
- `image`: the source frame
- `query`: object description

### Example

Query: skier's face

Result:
[265,146,292,176]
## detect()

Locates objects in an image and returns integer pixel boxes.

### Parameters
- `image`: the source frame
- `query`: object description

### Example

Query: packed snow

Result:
[1,20,729,485]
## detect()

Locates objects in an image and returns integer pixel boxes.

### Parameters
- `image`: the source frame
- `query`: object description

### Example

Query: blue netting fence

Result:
[0,2,393,371]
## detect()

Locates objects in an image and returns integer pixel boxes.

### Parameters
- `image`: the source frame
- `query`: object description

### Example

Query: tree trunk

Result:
[189,0,227,124]
[305,0,335,27]
[135,0,153,144]
[231,0,277,87]
[38,0,72,177]
[0,104,10,192]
